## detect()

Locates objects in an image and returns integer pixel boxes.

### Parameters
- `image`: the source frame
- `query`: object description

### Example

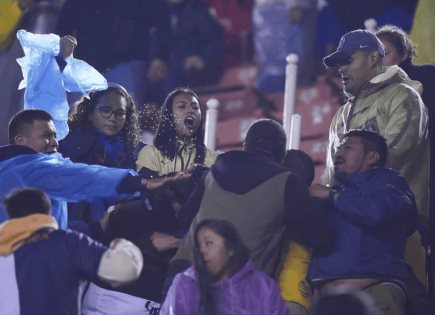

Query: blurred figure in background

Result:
[0,0,62,145]
[203,0,254,68]
[315,0,416,66]
[56,0,172,105]
[164,0,225,90]
[409,0,435,65]
[253,0,318,92]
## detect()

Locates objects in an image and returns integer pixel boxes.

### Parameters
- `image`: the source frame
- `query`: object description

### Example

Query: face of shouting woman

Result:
[172,93,202,142]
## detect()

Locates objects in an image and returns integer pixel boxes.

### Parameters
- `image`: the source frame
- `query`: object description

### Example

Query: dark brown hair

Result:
[68,84,139,150]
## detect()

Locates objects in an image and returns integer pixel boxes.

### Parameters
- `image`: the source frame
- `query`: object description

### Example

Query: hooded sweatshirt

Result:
[173,150,324,277]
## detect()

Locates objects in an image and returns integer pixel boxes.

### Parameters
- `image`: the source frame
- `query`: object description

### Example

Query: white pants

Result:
[82,283,160,315]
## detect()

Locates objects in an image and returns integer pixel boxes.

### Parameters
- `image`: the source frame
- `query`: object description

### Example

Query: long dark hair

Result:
[193,219,250,315]
[153,87,206,162]
[68,83,139,150]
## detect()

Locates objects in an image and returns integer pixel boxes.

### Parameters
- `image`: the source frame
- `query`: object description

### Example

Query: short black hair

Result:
[244,119,287,163]
[3,188,51,219]
[8,109,53,144]
[343,129,388,167]
[283,149,315,187]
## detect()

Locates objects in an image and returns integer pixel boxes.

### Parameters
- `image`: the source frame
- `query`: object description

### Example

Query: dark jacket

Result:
[58,123,137,223]
[166,0,225,86]
[168,0,224,67]
[173,150,328,276]
[309,167,417,282]
[59,123,136,169]
[400,59,435,166]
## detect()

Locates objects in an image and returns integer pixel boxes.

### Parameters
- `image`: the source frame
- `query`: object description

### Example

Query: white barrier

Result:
[204,98,219,150]
[289,114,302,149]
[283,53,299,150]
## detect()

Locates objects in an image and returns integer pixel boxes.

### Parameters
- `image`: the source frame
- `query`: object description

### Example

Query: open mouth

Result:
[185,116,195,127]
[334,159,344,166]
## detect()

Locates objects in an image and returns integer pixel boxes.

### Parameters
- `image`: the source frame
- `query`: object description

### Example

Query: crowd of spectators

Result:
[0,0,434,314]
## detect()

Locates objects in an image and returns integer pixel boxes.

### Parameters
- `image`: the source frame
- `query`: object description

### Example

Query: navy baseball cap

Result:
[323,29,385,67]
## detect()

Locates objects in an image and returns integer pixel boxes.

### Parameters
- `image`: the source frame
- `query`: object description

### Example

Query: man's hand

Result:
[147,58,167,82]
[59,35,77,58]
[144,172,191,191]
[309,183,332,199]
[150,232,181,252]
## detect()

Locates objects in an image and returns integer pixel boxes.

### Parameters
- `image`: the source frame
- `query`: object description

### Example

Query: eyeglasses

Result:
[96,106,127,120]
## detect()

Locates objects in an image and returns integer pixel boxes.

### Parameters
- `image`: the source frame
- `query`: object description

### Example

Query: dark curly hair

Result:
[376,24,417,63]
[153,87,206,162]
[68,83,139,150]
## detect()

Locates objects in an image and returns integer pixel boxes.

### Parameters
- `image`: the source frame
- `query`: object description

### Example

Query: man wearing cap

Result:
[322,29,429,286]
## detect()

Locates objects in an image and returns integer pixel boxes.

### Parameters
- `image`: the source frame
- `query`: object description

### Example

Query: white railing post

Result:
[205,98,219,150]
[364,18,377,32]
[289,114,302,149]
[283,53,299,150]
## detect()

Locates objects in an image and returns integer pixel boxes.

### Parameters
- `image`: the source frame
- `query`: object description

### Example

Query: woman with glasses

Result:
[58,83,139,225]
[59,82,139,168]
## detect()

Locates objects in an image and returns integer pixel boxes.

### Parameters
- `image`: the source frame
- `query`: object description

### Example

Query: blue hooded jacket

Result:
[309,167,417,282]
[0,145,136,229]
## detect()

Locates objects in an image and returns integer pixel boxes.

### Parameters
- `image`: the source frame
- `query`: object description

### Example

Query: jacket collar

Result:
[0,214,58,256]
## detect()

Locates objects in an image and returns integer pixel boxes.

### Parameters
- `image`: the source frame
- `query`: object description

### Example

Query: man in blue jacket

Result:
[309,130,417,315]
[0,109,188,229]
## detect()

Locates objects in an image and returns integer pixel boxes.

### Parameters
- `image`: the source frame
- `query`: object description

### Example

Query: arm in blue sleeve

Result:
[335,174,416,229]
[23,154,136,202]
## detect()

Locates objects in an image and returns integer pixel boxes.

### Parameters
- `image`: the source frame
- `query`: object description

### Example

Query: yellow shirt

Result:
[136,143,218,176]
[278,242,312,310]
